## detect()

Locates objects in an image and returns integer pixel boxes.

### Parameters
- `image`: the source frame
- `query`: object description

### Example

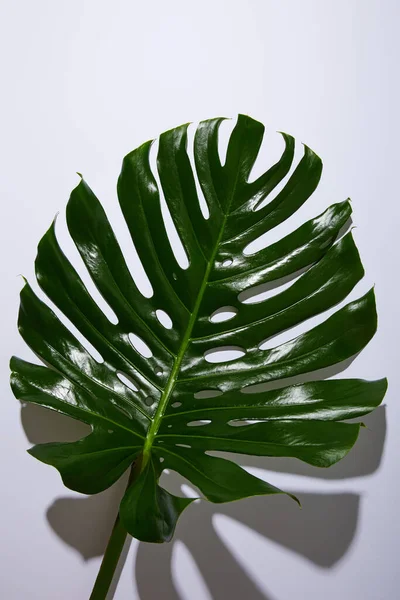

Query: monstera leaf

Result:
[11,115,386,545]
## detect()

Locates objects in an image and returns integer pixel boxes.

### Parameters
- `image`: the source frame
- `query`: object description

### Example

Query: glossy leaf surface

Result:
[10,115,386,543]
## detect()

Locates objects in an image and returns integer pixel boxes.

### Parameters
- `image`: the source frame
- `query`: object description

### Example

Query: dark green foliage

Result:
[10,115,386,542]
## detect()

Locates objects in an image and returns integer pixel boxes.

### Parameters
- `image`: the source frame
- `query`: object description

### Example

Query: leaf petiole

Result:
[89,461,142,600]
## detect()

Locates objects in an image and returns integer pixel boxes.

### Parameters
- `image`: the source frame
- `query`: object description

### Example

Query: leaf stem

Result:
[89,461,141,600]
[89,513,127,600]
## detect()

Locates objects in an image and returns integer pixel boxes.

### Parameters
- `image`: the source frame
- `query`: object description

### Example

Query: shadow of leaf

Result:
[47,475,128,561]
[135,487,359,600]
[219,406,386,480]
[19,360,385,599]
[21,402,91,444]
[45,477,360,599]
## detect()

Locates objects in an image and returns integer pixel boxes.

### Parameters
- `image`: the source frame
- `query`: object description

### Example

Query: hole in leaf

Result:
[156,309,173,329]
[176,443,192,449]
[228,419,254,427]
[167,424,172,428]
[171,401,182,408]
[222,258,233,267]
[181,483,199,499]
[36,274,107,364]
[194,390,223,399]
[150,140,189,269]
[84,344,104,364]
[117,371,139,392]
[204,346,245,364]
[154,367,163,376]
[172,272,178,280]
[145,396,155,406]
[252,138,303,212]
[217,118,236,166]
[159,457,165,463]
[238,267,309,304]
[187,420,212,427]
[108,429,113,433]
[336,217,353,242]
[128,333,153,358]
[54,214,123,321]
[258,296,347,351]
[247,130,286,184]
[102,207,154,299]
[187,123,210,219]
[210,306,238,323]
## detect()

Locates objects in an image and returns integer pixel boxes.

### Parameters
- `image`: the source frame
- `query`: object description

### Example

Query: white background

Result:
[1,1,399,599]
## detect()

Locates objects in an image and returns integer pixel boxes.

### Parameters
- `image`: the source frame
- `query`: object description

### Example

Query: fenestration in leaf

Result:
[10,115,387,543]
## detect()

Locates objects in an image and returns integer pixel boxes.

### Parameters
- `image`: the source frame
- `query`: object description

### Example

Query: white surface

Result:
[0,1,398,598]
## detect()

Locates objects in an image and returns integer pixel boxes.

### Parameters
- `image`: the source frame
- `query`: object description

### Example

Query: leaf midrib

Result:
[140,148,243,470]
[140,225,226,467]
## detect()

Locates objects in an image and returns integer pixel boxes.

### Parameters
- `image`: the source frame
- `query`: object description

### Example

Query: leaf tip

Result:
[289,492,302,508]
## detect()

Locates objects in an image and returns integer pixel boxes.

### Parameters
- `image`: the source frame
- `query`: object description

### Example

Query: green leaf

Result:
[119,458,194,543]
[10,115,387,543]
